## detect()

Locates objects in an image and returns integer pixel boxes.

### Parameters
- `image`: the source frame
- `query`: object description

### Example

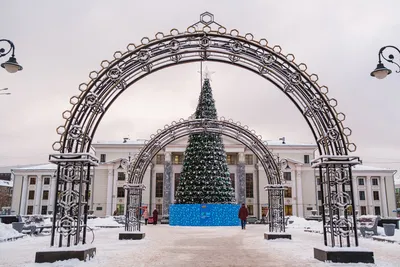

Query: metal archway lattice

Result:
[128,118,281,184]
[123,118,286,233]
[49,12,360,249]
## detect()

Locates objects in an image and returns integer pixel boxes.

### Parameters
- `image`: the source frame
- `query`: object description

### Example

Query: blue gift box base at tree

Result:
[169,204,241,226]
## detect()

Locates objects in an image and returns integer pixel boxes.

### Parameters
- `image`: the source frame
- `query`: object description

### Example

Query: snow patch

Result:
[315,246,373,252]
[0,223,22,240]
[86,217,121,227]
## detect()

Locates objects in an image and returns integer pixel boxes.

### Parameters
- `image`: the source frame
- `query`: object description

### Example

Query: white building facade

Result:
[10,138,398,219]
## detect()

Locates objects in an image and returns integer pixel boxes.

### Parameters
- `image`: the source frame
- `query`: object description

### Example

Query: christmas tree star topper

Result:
[198,65,215,81]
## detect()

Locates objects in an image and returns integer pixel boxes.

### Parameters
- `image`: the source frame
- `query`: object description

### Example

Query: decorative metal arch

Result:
[52,12,356,157]
[50,12,361,251]
[128,118,281,184]
[124,118,286,233]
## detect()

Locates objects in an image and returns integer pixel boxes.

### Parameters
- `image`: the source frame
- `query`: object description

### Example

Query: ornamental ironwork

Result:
[49,12,360,249]
[52,12,356,158]
[127,118,281,185]
[125,118,285,233]
[49,153,98,247]
[312,156,361,247]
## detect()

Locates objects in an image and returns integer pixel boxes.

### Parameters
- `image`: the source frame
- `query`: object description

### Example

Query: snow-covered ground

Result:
[0,217,399,267]
[0,223,22,240]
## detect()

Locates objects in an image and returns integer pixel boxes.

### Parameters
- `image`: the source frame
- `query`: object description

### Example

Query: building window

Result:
[230,173,235,191]
[156,204,162,216]
[226,154,237,165]
[359,191,366,201]
[372,178,379,186]
[172,154,184,165]
[29,177,36,185]
[96,206,103,211]
[360,206,367,215]
[117,172,125,181]
[374,206,381,216]
[245,173,253,198]
[317,191,322,200]
[156,154,165,165]
[283,172,291,181]
[43,177,50,185]
[285,205,293,216]
[247,205,254,215]
[245,155,253,165]
[100,154,106,163]
[43,190,49,200]
[117,187,125,198]
[304,155,310,164]
[41,206,48,215]
[373,191,379,201]
[156,173,163,197]
[284,187,292,198]
[174,173,180,194]
[27,206,33,215]
[28,190,35,200]
[358,177,365,186]
[316,177,321,185]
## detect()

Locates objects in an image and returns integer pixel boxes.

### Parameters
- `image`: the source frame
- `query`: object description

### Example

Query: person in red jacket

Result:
[238,203,249,230]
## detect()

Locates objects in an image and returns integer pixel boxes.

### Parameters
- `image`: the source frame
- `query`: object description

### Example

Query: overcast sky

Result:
[1,0,400,177]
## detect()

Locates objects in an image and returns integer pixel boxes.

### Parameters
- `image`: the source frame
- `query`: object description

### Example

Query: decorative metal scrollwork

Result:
[50,12,360,250]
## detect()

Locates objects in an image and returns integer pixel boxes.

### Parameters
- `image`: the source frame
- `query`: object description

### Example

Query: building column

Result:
[163,152,172,216]
[149,163,154,212]
[366,176,372,215]
[106,167,113,216]
[292,168,298,216]
[351,174,359,215]
[19,176,28,215]
[295,165,303,217]
[255,163,261,218]
[34,175,42,214]
[380,176,388,217]
[236,153,246,204]
[49,174,57,214]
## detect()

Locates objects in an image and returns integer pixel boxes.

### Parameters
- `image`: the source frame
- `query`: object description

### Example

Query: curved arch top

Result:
[126,118,282,184]
[53,12,356,158]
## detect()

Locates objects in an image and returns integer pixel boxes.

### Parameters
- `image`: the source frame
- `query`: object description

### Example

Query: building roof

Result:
[264,140,316,147]
[0,180,13,187]
[12,163,57,171]
[94,139,317,147]
[352,165,395,172]
[94,139,147,145]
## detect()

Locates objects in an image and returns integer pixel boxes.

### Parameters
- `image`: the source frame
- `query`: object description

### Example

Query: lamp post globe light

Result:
[0,39,23,73]
[371,45,400,79]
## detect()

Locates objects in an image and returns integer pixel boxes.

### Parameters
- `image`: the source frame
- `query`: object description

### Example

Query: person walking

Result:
[238,203,249,230]
[143,208,149,225]
[152,208,159,225]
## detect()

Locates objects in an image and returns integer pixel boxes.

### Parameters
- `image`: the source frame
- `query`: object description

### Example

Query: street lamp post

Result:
[371,45,400,79]
[0,88,11,96]
[0,39,23,73]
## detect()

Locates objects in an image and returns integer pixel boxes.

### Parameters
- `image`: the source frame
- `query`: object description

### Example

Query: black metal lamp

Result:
[371,45,400,79]
[370,62,392,79]
[0,39,23,73]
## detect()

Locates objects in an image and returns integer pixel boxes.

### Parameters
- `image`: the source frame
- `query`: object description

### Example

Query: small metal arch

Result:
[127,118,281,185]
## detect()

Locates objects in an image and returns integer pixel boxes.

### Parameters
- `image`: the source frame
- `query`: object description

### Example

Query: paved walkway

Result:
[1,224,399,267]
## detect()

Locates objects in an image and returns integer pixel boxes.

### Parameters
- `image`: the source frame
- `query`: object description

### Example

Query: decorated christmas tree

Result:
[175,75,235,204]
